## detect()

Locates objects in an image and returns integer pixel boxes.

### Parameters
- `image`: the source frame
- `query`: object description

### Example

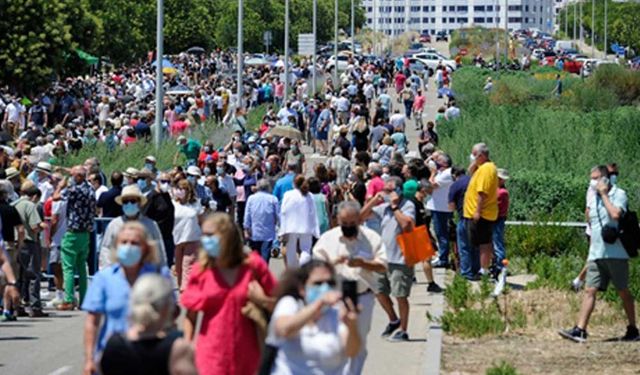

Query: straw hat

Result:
[497,168,510,180]
[115,185,148,206]
[123,167,139,178]
[5,167,19,180]
[35,162,52,175]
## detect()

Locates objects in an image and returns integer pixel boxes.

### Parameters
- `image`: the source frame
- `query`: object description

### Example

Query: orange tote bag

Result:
[396,225,436,267]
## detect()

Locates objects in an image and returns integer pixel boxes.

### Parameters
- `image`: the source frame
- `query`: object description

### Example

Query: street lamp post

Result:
[564,3,568,37]
[154,0,164,151]
[237,0,244,109]
[573,1,577,41]
[591,0,595,57]
[351,0,355,55]
[313,0,317,95]
[603,0,608,60]
[284,0,290,105]
[334,0,338,90]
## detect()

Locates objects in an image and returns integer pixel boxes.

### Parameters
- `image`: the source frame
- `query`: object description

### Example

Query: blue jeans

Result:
[250,240,272,264]
[492,217,507,270]
[458,218,479,279]
[432,211,452,264]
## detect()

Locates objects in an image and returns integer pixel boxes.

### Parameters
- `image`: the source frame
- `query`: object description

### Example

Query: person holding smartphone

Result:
[313,201,387,373]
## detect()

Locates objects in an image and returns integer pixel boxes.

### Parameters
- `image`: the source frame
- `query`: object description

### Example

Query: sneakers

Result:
[381,320,401,338]
[427,282,443,293]
[571,278,584,293]
[0,312,17,322]
[56,302,76,311]
[559,326,588,343]
[432,260,449,269]
[28,309,49,318]
[620,325,640,342]
[46,297,65,309]
[387,330,409,342]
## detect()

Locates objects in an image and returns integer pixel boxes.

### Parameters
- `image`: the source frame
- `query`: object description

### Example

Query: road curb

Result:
[424,268,446,375]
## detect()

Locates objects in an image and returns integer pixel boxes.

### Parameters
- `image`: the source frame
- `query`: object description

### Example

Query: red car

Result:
[420,34,431,43]
[563,59,583,74]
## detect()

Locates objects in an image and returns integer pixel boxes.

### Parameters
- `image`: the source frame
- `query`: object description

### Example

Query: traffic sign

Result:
[298,33,315,56]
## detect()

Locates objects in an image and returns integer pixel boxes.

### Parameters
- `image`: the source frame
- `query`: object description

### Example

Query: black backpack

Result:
[619,209,640,258]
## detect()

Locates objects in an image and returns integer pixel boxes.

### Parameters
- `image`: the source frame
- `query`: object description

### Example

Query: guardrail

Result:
[505,220,587,228]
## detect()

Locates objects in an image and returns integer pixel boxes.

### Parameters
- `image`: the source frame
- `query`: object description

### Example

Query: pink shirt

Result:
[274,83,285,98]
[498,187,510,218]
[366,176,385,199]
[414,95,426,111]
[181,252,277,375]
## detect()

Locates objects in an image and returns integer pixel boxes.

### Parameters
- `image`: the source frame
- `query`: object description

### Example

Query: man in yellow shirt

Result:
[463,143,498,277]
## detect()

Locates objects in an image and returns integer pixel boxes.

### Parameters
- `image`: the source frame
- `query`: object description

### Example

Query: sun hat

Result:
[35,162,52,175]
[115,184,148,206]
[5,167,19,180]
[176,135,187,146]
[498,168,510,180]
[123,167,139,178]
[145,155,157,163]
[186,165,201,177]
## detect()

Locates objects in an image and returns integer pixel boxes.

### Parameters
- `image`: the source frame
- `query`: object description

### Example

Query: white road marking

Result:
[48,365,72,375]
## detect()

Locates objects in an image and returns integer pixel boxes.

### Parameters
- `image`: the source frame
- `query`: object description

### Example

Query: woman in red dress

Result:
[181,213,277,375]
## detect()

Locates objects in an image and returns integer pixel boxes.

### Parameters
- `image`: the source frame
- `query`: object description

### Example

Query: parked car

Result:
[325,53,358,72]
[412,52,456,73]
[406,58,427,73]
[419,34,431,43]
[436,31,448,42]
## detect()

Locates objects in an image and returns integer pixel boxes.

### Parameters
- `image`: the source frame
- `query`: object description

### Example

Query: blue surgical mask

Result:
[203,167,211,176]
[187,175,197,184]
[117,244,142,267]
[201,235,220,257]
[137,179,148,190]
[144,163,154,171]
[122,202,140,218]
[216,167,225,175]
[265,162,272,172]
[610,174,618,186]
[305,282,333,305]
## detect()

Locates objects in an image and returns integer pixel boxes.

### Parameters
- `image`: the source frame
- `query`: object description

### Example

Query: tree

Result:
[0,0,74,93]
[164,0,215,54]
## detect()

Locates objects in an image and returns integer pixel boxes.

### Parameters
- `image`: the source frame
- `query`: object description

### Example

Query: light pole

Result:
[237,0,244,109]
[313,0,317,95]
[564,2,568,37]
[351,0,355,55]
[284,0,290,105]
[154,0,164,151]
[504,0,509,64]
[603,0,608,59]
[579,1,583,44]
[573,1,576,41]
[591,0,595,57]
[334,0,338,90]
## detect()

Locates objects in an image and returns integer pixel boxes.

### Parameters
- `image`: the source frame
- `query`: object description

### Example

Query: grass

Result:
[486,361,519,375]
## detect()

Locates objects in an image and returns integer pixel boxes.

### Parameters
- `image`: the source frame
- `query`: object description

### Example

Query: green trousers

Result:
[60,231,90,304]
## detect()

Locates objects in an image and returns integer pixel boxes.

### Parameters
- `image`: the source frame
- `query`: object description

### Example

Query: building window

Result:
[508,17,523,22]
[525,17,529,23]
[474,6,485,12]
[457,6,468,12]
[508,5,522,11]
[394,6,405,13]
[449,17,455,23]
[367,7,372,12]
[422,6,428,11]
[533,5,537,12]
[431,6,435,12]
[367,18,372,24]
[457,17,468,23]
[496,5,500,11]
[449,6,456,11]
[525,5,529,12]
[411,6,420,12]
[411,17,420,23]
[431,17,435,23]
[474,17,485,23]
[423,17,429,23]
[487,5,493,12]
[442,17,447,23]
[442,6,446,12]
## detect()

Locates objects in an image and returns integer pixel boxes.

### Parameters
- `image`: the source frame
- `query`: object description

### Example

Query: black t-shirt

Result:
[211,189,232,213]
[100,331,180,375]
[144,191,175,239]
[411,197,428,227]
[352,127,370,152]
[351,181,366,207]
[0,202,22,242]
[97,186,124,218]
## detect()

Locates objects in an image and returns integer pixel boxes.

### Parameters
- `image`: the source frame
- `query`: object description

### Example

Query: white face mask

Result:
[469,153,476,163]
[589,179,599,190]
[159,182,170,193]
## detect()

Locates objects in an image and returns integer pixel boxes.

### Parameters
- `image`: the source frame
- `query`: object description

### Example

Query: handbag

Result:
[396,225,436,267]
[241,260,270,354]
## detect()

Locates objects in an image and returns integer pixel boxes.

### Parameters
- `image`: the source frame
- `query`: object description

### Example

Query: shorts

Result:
[585,259,629,291]
[49,246,61,265]
[375,263,414,298]
[466,218,495,246]
[316,130,328,141]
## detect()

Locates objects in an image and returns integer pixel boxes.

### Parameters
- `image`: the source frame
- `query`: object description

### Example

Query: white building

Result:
[362,0,556,36]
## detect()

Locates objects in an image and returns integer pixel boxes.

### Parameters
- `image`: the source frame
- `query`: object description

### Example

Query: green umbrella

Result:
[21,97,32,106]
[75,48,99,65]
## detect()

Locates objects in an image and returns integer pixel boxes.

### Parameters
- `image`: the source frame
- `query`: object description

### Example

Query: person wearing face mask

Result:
[312,202,386,374]
[142,155,158,176]
[360,176,416,342]
[98,185,167,270]
[135,169,155,203]
[283,139,305,175]
[182,213,277,375]
[82,222,172,375]
[172,179,204,289]
[197,142,218,170]
[145,173,176,267]
[186,165,212,208]
[426,153,455,268]
[279,176,320,268]
[122,167,139,187]
[266,259,361,375]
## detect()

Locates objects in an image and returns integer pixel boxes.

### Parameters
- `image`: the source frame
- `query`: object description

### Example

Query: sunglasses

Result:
[159,180,170,184]
[121,199,139,205]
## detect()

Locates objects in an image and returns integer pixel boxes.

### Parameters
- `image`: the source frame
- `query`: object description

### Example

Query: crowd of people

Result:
[0,45,636,375]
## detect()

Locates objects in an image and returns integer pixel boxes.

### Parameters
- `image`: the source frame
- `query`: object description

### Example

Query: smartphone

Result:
[342,280,358,309]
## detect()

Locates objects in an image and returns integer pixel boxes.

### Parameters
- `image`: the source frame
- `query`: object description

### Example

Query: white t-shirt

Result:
[172,200,203,245]
[269,296,348,375]
[51,200,68,248]
[426,168,454,213]
[389,113,406,130]
[94,185,108,201]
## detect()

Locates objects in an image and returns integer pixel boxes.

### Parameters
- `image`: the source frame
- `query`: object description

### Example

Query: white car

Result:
[581,58,619,77]
[325,54,358,72]
[412,52,456,73]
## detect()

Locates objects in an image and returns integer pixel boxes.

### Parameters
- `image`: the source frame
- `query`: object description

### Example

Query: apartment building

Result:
[362,0,556,36]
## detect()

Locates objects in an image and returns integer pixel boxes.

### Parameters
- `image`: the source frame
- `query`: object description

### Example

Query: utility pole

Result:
[579,1,584,44]
[564,3,568,37]
[495,0,500,68]
[313,0,317,95]
[603,0,608,59]
[154,0,164,151]
[237,0,244,109]
[351,0,355,55]
[573,1,576,41]
[334,0,338,90]
[284,0,290,104]
[504,0,509,63]
[591,0,595,57]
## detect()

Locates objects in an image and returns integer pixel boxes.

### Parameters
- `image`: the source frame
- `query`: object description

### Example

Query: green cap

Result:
[403,179,419,200]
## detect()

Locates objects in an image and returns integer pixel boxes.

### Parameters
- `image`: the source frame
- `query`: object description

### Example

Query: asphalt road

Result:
[0,41,452,375]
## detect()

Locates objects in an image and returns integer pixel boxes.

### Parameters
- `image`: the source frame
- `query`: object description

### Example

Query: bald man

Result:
[53,165,96,310]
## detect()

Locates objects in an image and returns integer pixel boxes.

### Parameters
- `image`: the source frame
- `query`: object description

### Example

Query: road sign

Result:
[298,33,315,56]
[263,31,272,46]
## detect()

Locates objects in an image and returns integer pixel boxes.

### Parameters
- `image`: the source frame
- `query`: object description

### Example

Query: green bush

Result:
[591,64,640,106]
[444,273,472,311]
[486,361,519,375]
[441,305,506,338]
[506,222,588,259]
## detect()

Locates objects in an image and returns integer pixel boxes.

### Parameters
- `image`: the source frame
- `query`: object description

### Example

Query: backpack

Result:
[619,209,640,258]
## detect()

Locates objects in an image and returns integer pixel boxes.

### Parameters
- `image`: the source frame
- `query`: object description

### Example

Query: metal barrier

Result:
[505,221,587,228]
